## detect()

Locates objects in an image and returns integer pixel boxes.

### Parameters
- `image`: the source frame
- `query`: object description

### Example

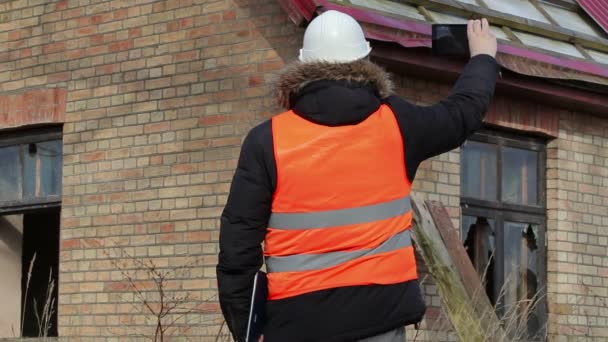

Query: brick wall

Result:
[2,0,607,341]
[389,76,458,341]
[546,111,608,342]
[393,70,608,341]
[2,0,300,340]
[0,88,66,128]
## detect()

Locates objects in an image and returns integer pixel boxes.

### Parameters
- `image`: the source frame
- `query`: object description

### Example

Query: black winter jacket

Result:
[217,54,499,342]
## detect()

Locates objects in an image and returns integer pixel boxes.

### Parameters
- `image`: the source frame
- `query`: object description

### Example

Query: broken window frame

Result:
[0,126,63,215]
[461,129,547,340]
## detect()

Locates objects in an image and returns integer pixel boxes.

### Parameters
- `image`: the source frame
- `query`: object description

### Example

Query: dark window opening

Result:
[21,209,60,337]
[0,127,62,338]
[461,130,547,340]
[463,216,495,305]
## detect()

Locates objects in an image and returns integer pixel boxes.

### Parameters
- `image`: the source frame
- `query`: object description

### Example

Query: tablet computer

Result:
[432,24,469,57]
[245,271,267,342]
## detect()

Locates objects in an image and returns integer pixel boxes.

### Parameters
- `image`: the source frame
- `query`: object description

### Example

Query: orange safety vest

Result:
[265,104,418,300]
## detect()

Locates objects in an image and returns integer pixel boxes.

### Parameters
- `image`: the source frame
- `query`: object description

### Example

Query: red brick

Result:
[187,26,214,38]
[43,42,66,54]
[9,30,21,41]
[159,233,182,243]
[223,10,236,20]
[110,192,130,202]
[109,40,134,52]
[248,75,263,86]
[93,215,116,226]
[167,21,179,32]
[80,151,105,163]
[129,27,142,38]
[85,45,109,56]
[48,71,71,83]
[117,214,143,224]
[175,50,199,61]
[62,239,81,249]
[113,8,129,20]
[83,195,105,203]
[78,16,92,27]
[172,164,196,173]
[57,0,68,10]
[62,217,80,228]
[258,61,284,72]
[96,63,120,75]
[90,34,105,45]
[76,26,96,36]
[91,12,113,25]
[213,90,241,102]
[185,231,211,242]
[104,281,130,292]
[118,169,143,179]
[144,121,170,133]
[211,137,241,147]
[161,223,174,232]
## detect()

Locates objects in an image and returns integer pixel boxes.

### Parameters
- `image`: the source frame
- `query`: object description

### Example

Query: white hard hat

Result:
[299,10,371,63]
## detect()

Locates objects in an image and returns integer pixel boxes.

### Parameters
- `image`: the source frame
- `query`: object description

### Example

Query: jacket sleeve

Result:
[385,54,499,182]
[216,122,274,342]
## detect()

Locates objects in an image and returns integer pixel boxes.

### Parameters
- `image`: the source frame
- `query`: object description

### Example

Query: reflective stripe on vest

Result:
[268,194,411,230]
[267,105,419,300]
[266,229,412,273]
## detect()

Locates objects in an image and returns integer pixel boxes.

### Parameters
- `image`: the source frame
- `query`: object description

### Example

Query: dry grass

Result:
[33,269,56,338]
[21,253,36,335]
[20,252,57,338]
[419,257,548,342]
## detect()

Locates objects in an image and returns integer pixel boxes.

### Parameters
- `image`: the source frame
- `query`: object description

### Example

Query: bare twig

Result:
[104,244,214,341]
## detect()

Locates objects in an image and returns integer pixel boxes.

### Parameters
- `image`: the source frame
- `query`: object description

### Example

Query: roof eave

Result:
[371,42,608,117]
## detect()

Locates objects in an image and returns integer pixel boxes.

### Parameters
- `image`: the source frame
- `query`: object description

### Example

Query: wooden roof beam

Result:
[417,5,436,22]
[530,0,561,27]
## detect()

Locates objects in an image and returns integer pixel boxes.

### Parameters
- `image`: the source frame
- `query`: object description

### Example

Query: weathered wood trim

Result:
[411,196,508,341]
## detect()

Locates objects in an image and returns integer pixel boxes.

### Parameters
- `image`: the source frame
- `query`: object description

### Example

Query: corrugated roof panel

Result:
[349,0,425,21]
[577,0,608,33]
[542,2,602,37]
[484,0,551,24]
[588,49,608,65]
[514,31,584,58]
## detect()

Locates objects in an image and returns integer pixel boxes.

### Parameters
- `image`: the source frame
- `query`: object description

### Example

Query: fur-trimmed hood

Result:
[275,60,394,110]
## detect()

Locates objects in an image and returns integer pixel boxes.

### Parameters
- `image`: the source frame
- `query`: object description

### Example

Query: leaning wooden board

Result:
[410,195,507,342]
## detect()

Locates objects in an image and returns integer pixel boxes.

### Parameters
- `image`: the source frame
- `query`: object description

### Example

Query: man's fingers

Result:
[473,19,482,34]
[481,18,489,33]
[467,19,474,38]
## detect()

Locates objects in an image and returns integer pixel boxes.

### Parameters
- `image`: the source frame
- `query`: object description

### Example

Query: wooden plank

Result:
[410,197,484,341]
[277,0,309,26]
[410,195,508,341]
[416,6,436,22]
[425,201,507,340]
[530,0,560,27]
